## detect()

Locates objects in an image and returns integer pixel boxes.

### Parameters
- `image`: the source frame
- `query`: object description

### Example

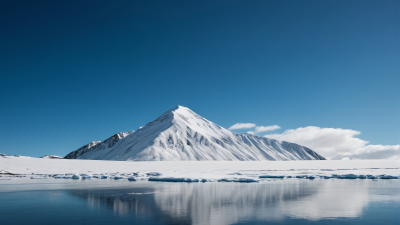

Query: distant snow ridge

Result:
[1,153,63,159]
[0,153,32,159]
[64,106,325,161]
[64,131,134,160]
[40,155,63,159]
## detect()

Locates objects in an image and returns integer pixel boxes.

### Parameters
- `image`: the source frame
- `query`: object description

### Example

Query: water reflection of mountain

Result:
[67,180,370,225]
[68,186,193,224]
[68,187,158,217]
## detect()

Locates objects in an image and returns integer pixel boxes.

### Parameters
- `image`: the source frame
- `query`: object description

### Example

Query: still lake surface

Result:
[0,179,399,225]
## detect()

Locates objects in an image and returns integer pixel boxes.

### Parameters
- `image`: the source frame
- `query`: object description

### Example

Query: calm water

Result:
[0,179,399,225]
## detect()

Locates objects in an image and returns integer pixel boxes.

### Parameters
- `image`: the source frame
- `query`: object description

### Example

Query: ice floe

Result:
[30,175,47,179]
[259,175,285,178]
[127,177,137,181]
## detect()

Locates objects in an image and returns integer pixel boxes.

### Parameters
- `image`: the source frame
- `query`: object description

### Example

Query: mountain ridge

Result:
[64,106,325,161]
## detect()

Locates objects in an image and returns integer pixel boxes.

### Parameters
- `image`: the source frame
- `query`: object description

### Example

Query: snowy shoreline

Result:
[1,158,398,181]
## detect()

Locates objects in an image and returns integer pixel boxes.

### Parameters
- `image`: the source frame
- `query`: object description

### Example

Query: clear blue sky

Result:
[0,0,398,157]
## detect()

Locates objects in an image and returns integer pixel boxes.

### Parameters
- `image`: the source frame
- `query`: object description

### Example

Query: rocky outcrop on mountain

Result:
[40,155,63,159]
[64,131,134,159]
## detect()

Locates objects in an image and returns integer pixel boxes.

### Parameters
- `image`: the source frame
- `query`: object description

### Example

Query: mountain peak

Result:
[172,105,197,117]
[150,105,197,124]
[169,105,192,114]
[171,105,184,110]
[65,106,326,161]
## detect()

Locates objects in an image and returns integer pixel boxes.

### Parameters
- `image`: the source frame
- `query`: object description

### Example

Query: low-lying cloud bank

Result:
[264,126,399,160]
[228,123,399,160]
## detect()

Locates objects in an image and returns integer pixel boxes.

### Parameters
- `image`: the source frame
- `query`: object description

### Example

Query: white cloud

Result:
[254,125,281,133]
[228,123,256,130]
[264,126,400,160]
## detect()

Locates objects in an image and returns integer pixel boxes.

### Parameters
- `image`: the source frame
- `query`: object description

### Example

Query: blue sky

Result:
[0,0,398,158]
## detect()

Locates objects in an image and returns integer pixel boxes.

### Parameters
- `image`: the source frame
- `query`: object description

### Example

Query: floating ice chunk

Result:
[308,175,324,179]
[146,172,162,177]
[169,178,185,182]
[71,175,80,179]
[358,175,367,179]
[307,175,317,180]
[101,175,108,179]
[238,178,259,183]
[182,178,199,182]
[30,175,47,179]
[80,174,91,179]
[54,175,64,179]
[148,177,202,182]
[366,175,376,179]
[127,176,137,181]
[218,178,235,182]
[149,177,182,182]
[200,178,213,182]
[338,174,358,179]
[259,175,285,179]
[378,175,398,179]
[218,178,259,183]
[113,176,125,180]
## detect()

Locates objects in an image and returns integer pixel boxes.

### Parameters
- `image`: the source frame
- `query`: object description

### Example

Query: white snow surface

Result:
[65,106,324,161]
[1,157,398,180]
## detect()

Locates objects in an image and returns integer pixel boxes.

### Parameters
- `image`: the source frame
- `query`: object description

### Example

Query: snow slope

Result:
[65,106,325,161]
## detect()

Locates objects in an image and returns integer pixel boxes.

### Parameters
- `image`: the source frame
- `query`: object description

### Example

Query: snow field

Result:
[0,157,398,183]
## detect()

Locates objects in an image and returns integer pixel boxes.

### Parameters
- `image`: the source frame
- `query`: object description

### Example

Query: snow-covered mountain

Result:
[1,153,62,159]
[0,153,10,158]
[0,153,34,159]
[64,106,325,161]
[40,155,63,159]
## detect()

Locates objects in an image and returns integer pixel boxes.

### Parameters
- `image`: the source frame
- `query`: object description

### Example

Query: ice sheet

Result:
[0,157,398,181]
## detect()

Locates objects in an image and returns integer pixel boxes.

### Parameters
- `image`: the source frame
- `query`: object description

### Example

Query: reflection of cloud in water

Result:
[68,180,378,224]
[153,181,321,224]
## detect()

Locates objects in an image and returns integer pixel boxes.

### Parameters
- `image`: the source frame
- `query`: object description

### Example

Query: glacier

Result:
[64,106,325,161]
